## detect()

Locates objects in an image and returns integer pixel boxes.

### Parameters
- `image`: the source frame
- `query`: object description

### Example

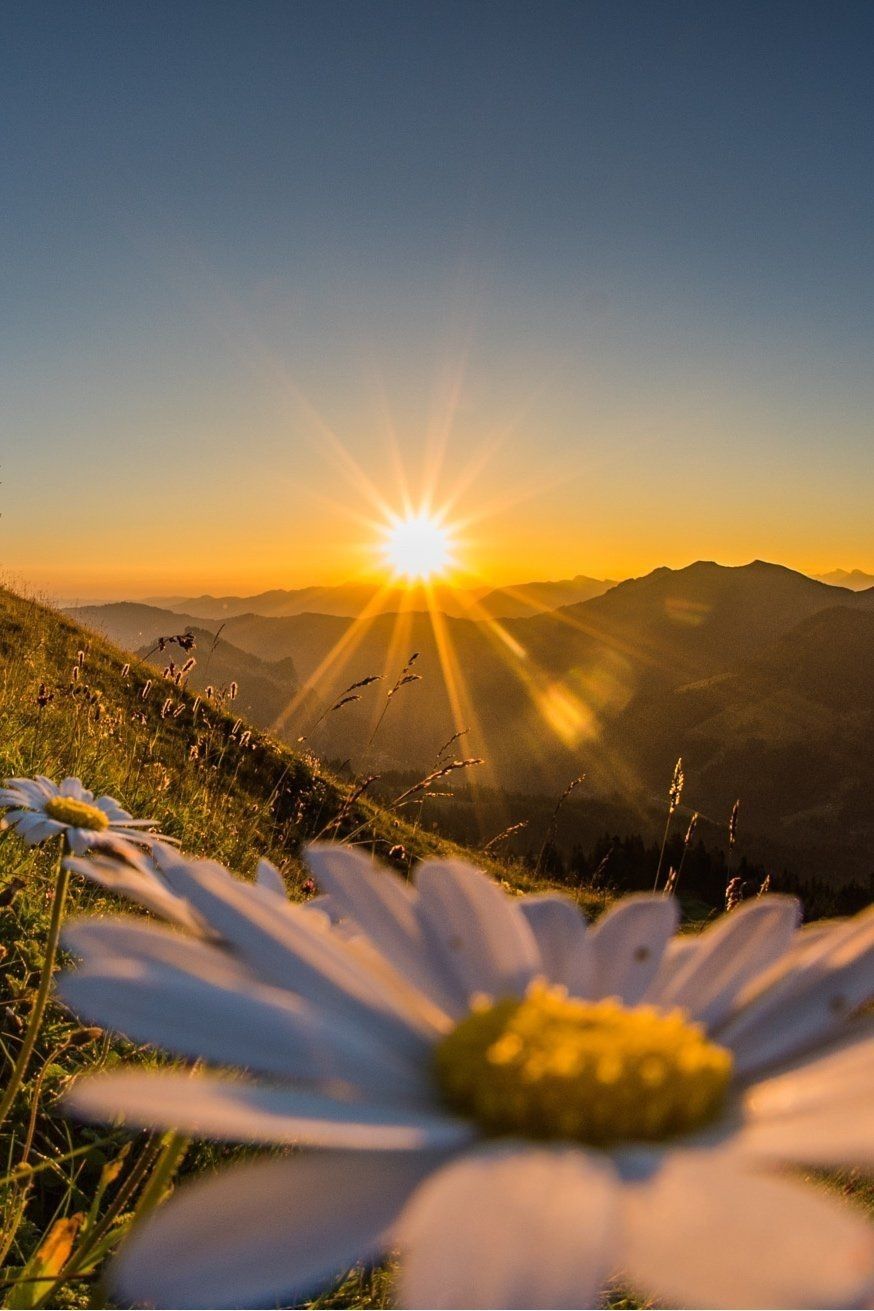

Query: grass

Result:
[0,585,596,1308]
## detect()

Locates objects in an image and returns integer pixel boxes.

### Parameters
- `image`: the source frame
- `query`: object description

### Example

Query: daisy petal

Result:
[647,895,801,1028]
[586,894,679,1004]
[59,919,430,1098]
[718,905,874,1074]
[736,1092,874,1169]
[307,843,467,1016]
[66,828,94,855]
[255,858,286,896]
[3,778,51,805]
[735,1027,874,1167]
[94,795,131,819]
[742,1022,874,1117]
[64,856,202,930]
[517,895,592,992]
[158,855,438,1050]
[21,817,65,845]
[414,859,541,1003]
[89,833,160,858]
[398,1143,619,1309]
[65,1070,473,1149]
[113,1149,442,1309]
[621,1151,874,1310]
[1,808,41,827]
[642,932,700,996]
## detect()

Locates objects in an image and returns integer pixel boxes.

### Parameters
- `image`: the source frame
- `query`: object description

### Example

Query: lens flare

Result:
[384,515,452,580]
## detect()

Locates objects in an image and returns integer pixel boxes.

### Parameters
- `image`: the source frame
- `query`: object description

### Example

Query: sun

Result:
[383,514,452,580]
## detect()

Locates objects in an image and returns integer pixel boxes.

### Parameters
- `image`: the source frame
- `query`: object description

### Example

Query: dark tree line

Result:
[527,831,872,921]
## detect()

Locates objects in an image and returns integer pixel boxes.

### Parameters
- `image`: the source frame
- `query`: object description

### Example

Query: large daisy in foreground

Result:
[59,845,873,1309]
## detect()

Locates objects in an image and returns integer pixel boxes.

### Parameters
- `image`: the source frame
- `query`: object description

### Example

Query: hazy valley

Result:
[69,560,874,887]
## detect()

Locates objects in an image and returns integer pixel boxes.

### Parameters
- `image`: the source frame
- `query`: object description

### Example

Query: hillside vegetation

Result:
[0,585,507,878]
[0,584,571,1309]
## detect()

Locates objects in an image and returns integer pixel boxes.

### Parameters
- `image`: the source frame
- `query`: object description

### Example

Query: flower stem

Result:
[0,842,70,1129]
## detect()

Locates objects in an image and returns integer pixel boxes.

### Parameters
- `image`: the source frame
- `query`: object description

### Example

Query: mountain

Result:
[71,563,874,865]
[143,574,616,622]
[75,562,871,761]
[68,601,205,650]
[474,574,616,618]
[815,568,874,591]
[142,581,481,621]
[594,603,874,878]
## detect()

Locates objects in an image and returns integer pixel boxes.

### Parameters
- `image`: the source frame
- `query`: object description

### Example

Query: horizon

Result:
[13,553,874,609]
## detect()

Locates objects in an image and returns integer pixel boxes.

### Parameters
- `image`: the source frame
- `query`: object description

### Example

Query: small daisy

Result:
[60,844,874,1310]
[0,775,170,856]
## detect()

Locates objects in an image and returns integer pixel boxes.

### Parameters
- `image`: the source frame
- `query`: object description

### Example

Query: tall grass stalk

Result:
[0,844,69,1129]
[535,772,585,875]
[652,756,684,893]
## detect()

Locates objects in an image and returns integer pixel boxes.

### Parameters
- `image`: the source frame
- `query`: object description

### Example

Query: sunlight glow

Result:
[384,515,452,580]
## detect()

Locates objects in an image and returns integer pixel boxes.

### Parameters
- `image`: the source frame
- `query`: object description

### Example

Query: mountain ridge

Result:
[142,573,616,621]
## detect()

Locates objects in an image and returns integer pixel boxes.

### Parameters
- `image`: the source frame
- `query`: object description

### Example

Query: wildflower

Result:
[0,776,170,856]
[60,847,873,1309]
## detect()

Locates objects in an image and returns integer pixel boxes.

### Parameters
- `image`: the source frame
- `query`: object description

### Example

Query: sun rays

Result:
[265,421,658,825]
[250,356,667,824]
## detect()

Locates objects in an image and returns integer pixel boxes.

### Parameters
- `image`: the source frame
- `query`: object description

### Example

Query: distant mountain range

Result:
[814,568,874,590]
[69,559,874,883]
[143,574,615,621]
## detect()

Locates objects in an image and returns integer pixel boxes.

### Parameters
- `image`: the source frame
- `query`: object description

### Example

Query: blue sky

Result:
[2,1,873,595]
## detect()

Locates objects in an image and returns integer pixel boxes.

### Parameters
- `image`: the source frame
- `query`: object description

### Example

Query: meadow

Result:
[0,584,870,1310]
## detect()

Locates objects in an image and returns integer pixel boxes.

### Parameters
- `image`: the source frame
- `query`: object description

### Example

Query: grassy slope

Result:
[0,586,592,1309]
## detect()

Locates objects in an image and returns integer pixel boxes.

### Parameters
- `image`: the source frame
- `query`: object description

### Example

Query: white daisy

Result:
[59,844,874,1310]
[0,775,170,857]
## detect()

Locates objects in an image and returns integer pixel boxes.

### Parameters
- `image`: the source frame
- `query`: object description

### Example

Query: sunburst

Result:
[382,513,454,581]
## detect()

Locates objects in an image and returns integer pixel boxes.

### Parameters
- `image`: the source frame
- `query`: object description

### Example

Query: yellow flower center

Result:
[434,984,732,1146]
[44,796,110,831]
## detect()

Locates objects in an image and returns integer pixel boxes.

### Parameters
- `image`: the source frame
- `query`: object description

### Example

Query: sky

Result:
[2,0,873,599]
